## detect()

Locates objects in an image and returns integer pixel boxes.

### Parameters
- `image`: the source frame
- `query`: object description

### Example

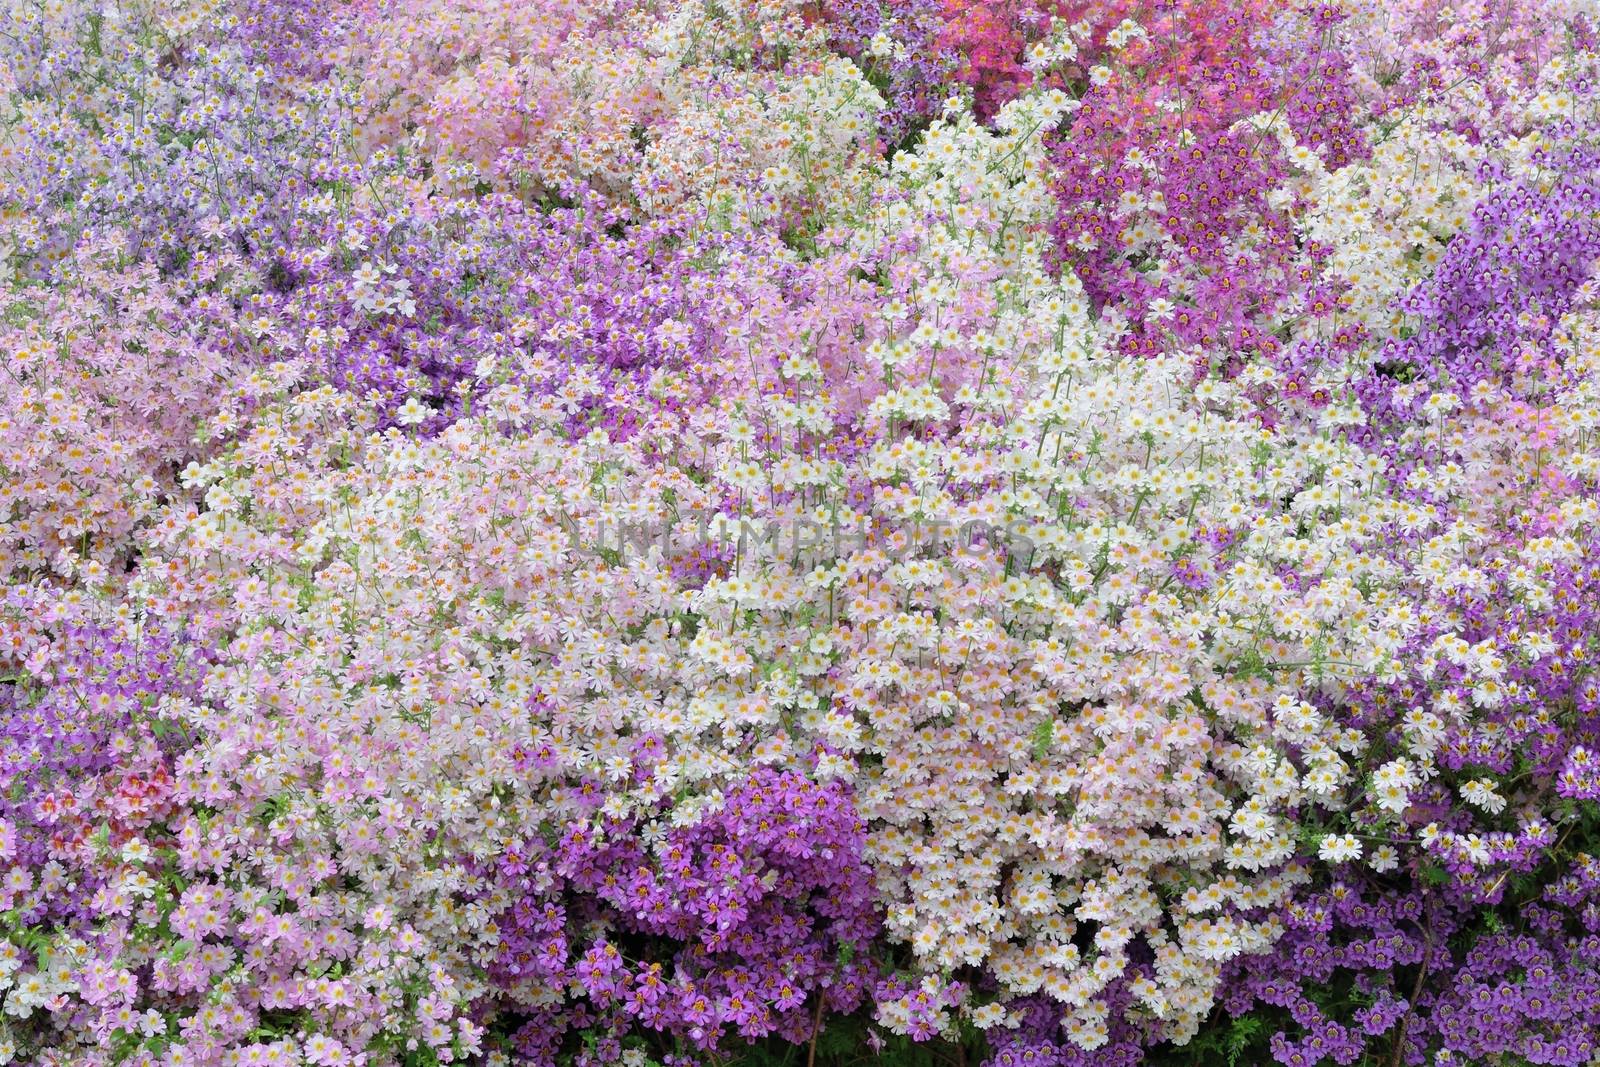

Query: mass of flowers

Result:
[4,0,1600,1064]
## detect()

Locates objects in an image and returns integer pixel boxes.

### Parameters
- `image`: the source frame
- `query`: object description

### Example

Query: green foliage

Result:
[1148,1011,1274,1067]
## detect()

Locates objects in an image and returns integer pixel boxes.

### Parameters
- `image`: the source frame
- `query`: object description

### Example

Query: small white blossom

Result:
[1318,834,1362,863]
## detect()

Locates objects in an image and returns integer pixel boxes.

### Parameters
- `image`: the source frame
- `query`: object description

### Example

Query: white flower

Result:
[1371,758,1418,815]
[1458,833,1491,865]
[387,278,416,317]
[970,1002,1009,1029]
[1368,844,1399,872]
[814,751,852,779]
[1470,678,1506,708]
[395,397,431,426]
[204,485,238,514]
[179,461,218,489]
[1460,779,1506,815]
[1106,18,1147,48]
[1318,833,1362,863]
[1402,708,1445,755]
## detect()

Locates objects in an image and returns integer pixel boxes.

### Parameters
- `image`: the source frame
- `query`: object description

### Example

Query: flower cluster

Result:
[0,235,244,582]
[492,769,878,1060]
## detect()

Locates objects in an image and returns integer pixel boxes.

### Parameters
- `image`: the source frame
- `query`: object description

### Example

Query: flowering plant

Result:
[4,0,1600,1065]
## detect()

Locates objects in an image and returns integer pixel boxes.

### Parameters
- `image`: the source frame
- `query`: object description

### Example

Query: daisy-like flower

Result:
[1317,834,1362,863]
[395,397,431,426]
[1460,778,1507,815]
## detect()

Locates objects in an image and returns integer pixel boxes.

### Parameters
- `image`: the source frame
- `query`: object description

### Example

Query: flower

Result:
[394,397,432,426]
[1460,779,1507,815]
[1318,835,1363,864]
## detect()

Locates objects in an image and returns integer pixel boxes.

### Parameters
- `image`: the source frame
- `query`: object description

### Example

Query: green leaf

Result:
[1032,719,1055,759]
